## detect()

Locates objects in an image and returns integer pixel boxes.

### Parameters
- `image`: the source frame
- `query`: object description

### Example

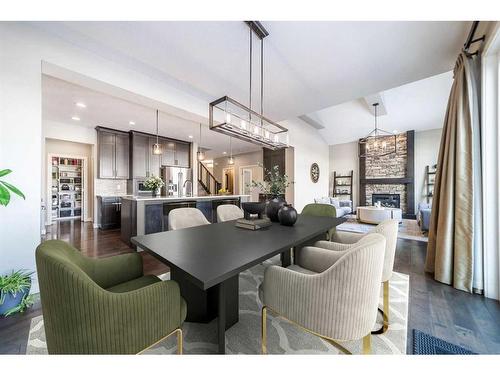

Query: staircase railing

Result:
[198,161,222,195]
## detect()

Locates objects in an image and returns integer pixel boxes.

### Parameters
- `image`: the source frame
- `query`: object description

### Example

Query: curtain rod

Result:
[463,21,485,56]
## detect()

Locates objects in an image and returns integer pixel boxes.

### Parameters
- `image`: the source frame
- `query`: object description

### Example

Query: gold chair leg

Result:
[372,280,389,335]
[261,306,267,354]
[362,334,371,354]
[383,280,389,331]
[177,328,183,355]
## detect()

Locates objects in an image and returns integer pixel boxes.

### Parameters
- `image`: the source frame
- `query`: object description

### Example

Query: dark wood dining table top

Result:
[131,214,345,290]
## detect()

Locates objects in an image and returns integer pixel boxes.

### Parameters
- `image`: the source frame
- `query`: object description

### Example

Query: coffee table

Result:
[357,206,402,224]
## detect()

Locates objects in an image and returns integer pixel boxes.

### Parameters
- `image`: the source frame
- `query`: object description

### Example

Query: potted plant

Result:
[144,175,165,197]
[0,169,25,206]
[0,168,35,317]
[0,270,35,317]
[250,165,293,222]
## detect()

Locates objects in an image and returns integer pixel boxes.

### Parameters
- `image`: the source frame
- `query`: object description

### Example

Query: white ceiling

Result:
[42,75,261,159]
[314,71,453,145]
[34,21,470,121]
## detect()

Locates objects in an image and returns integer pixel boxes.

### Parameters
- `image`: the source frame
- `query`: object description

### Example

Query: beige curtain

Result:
[425,53,477,293]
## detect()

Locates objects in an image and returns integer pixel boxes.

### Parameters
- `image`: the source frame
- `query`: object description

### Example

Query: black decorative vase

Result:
[266,196,286,222]
[278,204,298,226]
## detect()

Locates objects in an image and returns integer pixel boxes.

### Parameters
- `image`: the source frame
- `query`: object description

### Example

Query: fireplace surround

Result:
[359,130,415,219]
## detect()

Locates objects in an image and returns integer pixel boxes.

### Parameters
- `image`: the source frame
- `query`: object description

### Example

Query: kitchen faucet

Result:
[183,179,193,197]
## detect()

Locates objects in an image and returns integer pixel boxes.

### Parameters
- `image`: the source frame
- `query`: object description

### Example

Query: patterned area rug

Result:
[26,256,409,355]
[338,215,428,243]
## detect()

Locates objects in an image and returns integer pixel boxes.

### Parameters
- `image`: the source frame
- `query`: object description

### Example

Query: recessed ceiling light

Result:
[188,135,193,139]
[222,151,227,155]
[75,102,86,108]
[71,116,80,121]
[129,121,136,126]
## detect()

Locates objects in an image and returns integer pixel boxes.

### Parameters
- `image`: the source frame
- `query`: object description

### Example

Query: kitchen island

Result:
[120,195,250,248]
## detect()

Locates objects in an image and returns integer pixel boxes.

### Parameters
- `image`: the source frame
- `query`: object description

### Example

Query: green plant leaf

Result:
[0,181,25,199]
[0,169,12,177]
[0,184,10,206]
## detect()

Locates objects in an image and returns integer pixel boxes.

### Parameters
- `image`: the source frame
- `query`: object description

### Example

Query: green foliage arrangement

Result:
[0,169,25,206]
[0,270,35,316]
[250,165,293,196]
[144,175,165,191]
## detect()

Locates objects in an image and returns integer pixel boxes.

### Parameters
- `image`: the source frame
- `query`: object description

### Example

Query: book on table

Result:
[235,218,272,230]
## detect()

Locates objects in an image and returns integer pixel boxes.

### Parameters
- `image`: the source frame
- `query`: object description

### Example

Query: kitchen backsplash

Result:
[95,179,128,196]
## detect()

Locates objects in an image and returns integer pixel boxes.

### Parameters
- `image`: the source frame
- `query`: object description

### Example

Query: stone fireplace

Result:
[359,131,415,218]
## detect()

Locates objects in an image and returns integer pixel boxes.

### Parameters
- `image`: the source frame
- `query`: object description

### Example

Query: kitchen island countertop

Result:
[121,194,250,202]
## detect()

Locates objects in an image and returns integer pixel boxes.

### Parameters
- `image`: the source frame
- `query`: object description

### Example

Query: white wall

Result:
[329,141,359,207]
[415,128,442,210]
[280,118,330,212]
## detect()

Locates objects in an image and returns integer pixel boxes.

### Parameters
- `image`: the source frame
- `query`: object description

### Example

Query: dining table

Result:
[131,214,345,354]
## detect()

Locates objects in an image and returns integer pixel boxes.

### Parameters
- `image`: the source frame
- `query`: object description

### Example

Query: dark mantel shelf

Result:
[360,177,413,185]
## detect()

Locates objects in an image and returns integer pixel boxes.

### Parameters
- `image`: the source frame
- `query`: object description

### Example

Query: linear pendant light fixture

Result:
[358,103,396,158]
[152,109,162,155]
[209,21,289,150]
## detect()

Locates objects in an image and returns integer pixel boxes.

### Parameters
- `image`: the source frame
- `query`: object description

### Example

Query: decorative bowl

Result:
[242,201,266,219]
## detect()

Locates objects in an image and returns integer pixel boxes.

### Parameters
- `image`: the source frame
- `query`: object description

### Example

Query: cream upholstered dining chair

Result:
[259,233,386,354]
[314,219,399,334]
[168,207,210,230]
[216,204,244,222]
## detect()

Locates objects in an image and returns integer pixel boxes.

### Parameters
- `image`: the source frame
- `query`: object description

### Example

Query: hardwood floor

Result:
[1,220,499,354]
[395,238,500,354]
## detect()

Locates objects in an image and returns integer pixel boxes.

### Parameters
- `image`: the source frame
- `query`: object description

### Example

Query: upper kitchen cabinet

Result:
[131,132,149,179]
[175,142,190,168]
[161,140,176,167]
[97,127,130,179]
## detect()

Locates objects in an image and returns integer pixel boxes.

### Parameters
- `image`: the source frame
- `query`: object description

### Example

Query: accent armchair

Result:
[301,203,338,240]
[36,240,186,354]
[216,204,244,222]
[168,207,210,230]
[315,219,399,334]
[259,233,386,354]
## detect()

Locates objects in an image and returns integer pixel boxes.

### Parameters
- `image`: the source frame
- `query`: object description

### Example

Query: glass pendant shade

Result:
[228,156,234,165]
[197,150,205,161]
[152,109,163,155]
[152,143,162,155]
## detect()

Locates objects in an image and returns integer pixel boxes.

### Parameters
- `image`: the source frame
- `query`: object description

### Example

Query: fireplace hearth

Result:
[372,193,400,208]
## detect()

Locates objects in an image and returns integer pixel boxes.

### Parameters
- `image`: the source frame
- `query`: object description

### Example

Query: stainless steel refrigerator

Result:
[161,167,193,197]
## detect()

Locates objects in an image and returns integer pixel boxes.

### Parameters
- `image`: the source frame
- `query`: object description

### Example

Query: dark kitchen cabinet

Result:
[176,142,190,168]
[115,134,130,179]
[161,140,176,167]
[100,197,121,230]
[131,133,149,179]
[97,128,130,179]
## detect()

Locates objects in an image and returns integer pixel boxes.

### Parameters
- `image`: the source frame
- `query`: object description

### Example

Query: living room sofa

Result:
[417,202,432,232]
[314,197,353,218]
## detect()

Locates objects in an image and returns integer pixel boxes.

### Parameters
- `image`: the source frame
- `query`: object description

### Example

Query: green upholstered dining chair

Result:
[35,240,186,354]
[301,203,338,240]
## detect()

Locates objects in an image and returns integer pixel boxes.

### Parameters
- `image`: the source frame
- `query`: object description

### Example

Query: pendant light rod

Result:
[249,26,253,116]
[373,103,378,132]
[260,38,264,118]
[156,110,159,143]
